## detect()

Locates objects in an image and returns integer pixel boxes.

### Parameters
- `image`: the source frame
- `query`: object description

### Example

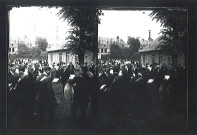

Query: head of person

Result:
[28,66,35,76]
[62,63,67,68]
[81,66,88,76]
[19,66,25,73]
[121,65,129,77]
[52,63,55,67]
[43,66,51,75]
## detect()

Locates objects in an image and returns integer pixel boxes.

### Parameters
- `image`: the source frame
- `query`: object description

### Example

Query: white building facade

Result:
[9,40,18,54]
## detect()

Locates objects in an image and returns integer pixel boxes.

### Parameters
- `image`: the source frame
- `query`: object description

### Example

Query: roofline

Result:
[139,49,163,53]
[47,48,70,53]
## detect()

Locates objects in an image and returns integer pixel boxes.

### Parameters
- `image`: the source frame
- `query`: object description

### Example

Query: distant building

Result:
[139,30,185,67]
[9,40,18,54]
[139,36,172,66]
[46,44,94,67]
[116,36,127,48]
[98,37,113,59]
[46,44,77,67]
[9,36,35,55]
[98,36,128,59]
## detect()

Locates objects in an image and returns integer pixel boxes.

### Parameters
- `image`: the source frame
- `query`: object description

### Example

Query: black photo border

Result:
[1,0,197,134]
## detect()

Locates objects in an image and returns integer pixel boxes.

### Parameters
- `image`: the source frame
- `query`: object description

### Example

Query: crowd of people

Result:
[97,59,187,128]
[8,59,55,127]
[7,58,98,128]
[7,58,187,129]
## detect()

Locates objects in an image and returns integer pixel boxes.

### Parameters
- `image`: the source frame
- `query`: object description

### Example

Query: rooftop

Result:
[139,36,162,53]
[46,43,69,52]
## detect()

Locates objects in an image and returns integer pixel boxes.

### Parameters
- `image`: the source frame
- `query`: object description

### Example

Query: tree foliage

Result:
[58,7,103,64]
[40,51,48,59]
[30,46,42,58]
[35,37,48,52]
[127,37,140,52]
[15,42,43,59]
[149,8,187,66]
[110,44,122,59]
[17,43,30,58]
[110,37,140,60]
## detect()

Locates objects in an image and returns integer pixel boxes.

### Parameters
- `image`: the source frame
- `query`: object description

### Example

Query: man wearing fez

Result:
[36,66,57,122]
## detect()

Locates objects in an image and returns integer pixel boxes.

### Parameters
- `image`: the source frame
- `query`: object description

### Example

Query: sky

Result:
[98,10,164,42]
[9,7,70,45]
[9,7,164,45]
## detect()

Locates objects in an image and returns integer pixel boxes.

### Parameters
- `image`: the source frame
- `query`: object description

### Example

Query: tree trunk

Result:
[93,15,98,64]
[172,23,178,68]
[79,24,85,65]
[78,51,85,65]
[171,53,178,68]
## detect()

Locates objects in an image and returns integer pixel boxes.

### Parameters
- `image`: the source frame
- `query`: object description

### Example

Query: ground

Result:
[51,82,94,129]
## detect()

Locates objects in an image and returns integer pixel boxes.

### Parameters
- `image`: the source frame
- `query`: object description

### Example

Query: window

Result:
[12,48,14,52]
[101,49,103,53]
[59,53,62,62]
[143,56,145,63]
[9,48,11,52]
[152,54,155,63]
[66,53,69,64]
[105,49,107,53]
[152,56,155,63]
[51,53,53,63]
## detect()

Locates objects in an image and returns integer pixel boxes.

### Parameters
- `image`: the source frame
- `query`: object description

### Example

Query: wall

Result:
[140,51,172,67]
[48,51,76,67]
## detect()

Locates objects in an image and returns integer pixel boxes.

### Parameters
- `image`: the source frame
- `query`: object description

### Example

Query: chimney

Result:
[148,30,153,47]
[116,36,119,45]
[148,30,151,39]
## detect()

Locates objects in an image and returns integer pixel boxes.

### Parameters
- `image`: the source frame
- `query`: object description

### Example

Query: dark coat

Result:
[36,74,57,109]
[10,73,36,117]
[68,74,90,102]
[60,67,70,85]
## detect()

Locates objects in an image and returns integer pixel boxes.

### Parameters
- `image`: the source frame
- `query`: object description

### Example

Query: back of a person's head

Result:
[19,66,25,72]
[43,66,51,73]
[81,66,88,73]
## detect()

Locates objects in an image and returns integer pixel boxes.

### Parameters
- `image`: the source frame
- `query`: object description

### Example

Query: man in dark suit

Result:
[7,65,36,127]
[36,66,57,123]
[68,62,75,74]
[68,66,90,121]
[51,63,57,80]
[60,64,70,96]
